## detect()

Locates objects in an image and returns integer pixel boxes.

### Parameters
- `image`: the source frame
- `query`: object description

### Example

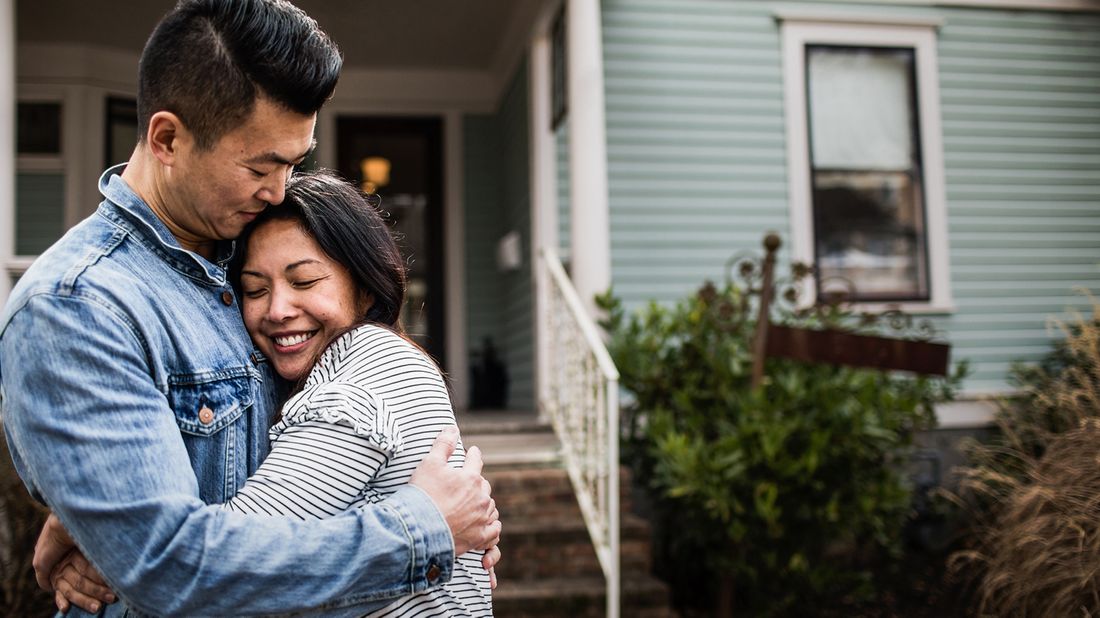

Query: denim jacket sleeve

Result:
[0,292,455,616]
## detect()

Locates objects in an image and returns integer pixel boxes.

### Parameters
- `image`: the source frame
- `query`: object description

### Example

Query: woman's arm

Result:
[223,419,387,518]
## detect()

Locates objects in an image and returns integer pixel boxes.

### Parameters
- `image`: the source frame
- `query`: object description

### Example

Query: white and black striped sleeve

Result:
[221,419,388,519]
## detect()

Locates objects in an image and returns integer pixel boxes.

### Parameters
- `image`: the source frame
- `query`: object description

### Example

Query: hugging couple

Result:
[1,0,500,616]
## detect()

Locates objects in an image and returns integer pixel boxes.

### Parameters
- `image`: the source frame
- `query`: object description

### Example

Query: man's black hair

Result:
[138,0,342,149]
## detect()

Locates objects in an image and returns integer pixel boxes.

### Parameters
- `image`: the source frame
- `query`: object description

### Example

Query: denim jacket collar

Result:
[97,163,235,286]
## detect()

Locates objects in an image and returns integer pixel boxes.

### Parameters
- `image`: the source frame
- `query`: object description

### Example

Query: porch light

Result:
[360,156,391,194]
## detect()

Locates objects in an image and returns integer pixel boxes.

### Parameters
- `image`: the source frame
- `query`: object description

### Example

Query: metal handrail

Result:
[539,247,620,618]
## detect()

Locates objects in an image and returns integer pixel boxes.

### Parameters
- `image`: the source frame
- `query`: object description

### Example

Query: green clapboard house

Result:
[5,0,1099,431]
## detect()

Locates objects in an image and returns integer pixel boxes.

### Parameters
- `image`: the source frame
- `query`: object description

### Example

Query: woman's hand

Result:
[50,549,116,614]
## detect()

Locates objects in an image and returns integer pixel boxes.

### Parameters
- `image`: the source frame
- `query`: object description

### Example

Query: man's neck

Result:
[120,152,218,261]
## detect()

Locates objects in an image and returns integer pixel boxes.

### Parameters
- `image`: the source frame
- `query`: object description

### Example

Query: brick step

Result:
[493,574,676,618]
[488,466,635,517]
[497,513,654,582]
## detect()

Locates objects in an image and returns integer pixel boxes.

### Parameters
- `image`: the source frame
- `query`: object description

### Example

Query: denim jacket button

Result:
[198,406,215,425]
[220,291,233,306]
[426,563,441,583]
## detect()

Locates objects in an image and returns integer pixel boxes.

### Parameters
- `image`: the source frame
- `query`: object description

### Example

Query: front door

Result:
[336,116,445,365]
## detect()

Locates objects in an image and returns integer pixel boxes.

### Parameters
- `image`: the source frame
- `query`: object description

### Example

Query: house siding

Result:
[599,0,1100,395]
[464,61,534,410]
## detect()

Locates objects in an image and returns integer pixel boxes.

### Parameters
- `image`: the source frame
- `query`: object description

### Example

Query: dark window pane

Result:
[813,170,929,300]
[551,7,567,131]
[105,97,138,167]
[16,172,65,255]
[17,103,62,155]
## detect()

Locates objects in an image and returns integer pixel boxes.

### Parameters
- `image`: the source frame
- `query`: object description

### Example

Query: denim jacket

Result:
[0,166,454,616]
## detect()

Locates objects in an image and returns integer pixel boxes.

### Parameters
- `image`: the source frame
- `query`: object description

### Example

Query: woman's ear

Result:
[358,292,376,318]
[146,111,191,166]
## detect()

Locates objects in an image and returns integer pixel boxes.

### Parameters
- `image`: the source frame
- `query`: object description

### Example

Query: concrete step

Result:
[462,430,562,470]
[493,574,676,618]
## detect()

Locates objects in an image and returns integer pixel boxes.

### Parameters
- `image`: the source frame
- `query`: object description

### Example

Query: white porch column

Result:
[566,0,611,318]
[0,0,14,303]
[529,27,558,417]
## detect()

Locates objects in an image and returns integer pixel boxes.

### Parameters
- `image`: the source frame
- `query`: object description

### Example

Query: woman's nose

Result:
[266,289,298,322]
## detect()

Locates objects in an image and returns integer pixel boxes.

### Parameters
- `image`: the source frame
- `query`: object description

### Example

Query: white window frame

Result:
[780,14,954,314]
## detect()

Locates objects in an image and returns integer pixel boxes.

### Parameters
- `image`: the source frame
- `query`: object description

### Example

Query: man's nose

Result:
[259,167,290,205]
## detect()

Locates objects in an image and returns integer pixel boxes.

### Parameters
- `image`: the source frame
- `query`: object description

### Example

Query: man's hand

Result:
[51,549,116,614]
[410,427,502,556]
[33,513,76,591]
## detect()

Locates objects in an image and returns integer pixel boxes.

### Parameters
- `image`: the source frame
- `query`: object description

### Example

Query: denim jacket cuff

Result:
[387,484,455,591]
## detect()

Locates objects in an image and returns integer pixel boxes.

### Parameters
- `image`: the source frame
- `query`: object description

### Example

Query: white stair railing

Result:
[539,248,620,618]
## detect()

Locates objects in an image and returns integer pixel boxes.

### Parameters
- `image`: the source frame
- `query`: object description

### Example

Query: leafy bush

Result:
[599,279,964,616]
[1,429,51,616]
[949,295,1100,616]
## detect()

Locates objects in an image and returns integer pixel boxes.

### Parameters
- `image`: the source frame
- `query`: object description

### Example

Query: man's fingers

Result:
[463,445,483,476]
[51,553,115,608]
[34,515,75,591]
[54,590,70,614]
[54,575,103,615]
[489,566,498,590]
[70,552,111,593]
[424,426,459,465]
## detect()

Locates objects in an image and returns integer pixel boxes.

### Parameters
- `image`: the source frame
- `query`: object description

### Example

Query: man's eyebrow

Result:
[244,139,317,166]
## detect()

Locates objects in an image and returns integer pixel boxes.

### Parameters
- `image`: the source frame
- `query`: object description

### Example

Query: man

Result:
[0,0,499,615]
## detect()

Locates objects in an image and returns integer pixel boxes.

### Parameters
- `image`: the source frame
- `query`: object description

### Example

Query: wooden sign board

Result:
[765,324,951,377]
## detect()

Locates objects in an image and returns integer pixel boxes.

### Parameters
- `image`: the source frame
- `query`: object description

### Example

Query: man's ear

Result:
[146,111,191,166]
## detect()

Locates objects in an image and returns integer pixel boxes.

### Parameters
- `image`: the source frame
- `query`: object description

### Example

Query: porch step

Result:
[485,465,674,617]
[492,575,676,618]
[496,512,654,581]
[462,430,561,470]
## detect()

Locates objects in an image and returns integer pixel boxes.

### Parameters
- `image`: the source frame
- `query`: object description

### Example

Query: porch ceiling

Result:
[17,0,540,71]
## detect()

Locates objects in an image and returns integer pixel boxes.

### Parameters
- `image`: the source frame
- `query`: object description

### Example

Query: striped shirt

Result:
[223,324,493,617]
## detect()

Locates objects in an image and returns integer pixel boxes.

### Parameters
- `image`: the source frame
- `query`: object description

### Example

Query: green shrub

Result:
[1,429,51,616]
[599,279,964,616]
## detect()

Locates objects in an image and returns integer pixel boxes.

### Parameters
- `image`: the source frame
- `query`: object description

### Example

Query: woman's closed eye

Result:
[291,277,326,289]
[242,286,268,299]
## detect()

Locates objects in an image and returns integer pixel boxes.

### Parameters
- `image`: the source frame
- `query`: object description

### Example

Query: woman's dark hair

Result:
[139,0,342,149]
[236,169,407,331]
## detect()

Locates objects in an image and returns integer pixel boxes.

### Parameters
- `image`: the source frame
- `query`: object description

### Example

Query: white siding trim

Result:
[935,400,996,429]
[0,0,13,301]
[781,20,955,314]
[778,0,1100,13]
[529,25,559,420]
[774,11,945,28]
[566,0,612,318]
[444,111,469,410]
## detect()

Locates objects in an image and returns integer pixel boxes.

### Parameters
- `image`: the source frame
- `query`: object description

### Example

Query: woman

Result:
[53,171,494,616]
[230,170,493,616]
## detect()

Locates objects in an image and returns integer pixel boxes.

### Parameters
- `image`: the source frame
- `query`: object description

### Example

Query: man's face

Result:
[167,97,316,246]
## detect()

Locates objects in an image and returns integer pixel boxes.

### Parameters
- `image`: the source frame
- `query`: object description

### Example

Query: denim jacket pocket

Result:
[167,368,253,437]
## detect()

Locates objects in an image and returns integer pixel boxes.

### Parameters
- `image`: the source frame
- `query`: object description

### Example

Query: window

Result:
[16,101,66,257]
[781,16,952,312]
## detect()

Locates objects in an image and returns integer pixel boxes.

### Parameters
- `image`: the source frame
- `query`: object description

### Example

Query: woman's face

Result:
[240,218,364,381]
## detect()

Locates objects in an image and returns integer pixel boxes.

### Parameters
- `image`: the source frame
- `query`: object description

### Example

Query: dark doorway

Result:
[336,116,445,365]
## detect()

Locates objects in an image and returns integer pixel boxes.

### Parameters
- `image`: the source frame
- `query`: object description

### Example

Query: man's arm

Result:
[2,293,495,615]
